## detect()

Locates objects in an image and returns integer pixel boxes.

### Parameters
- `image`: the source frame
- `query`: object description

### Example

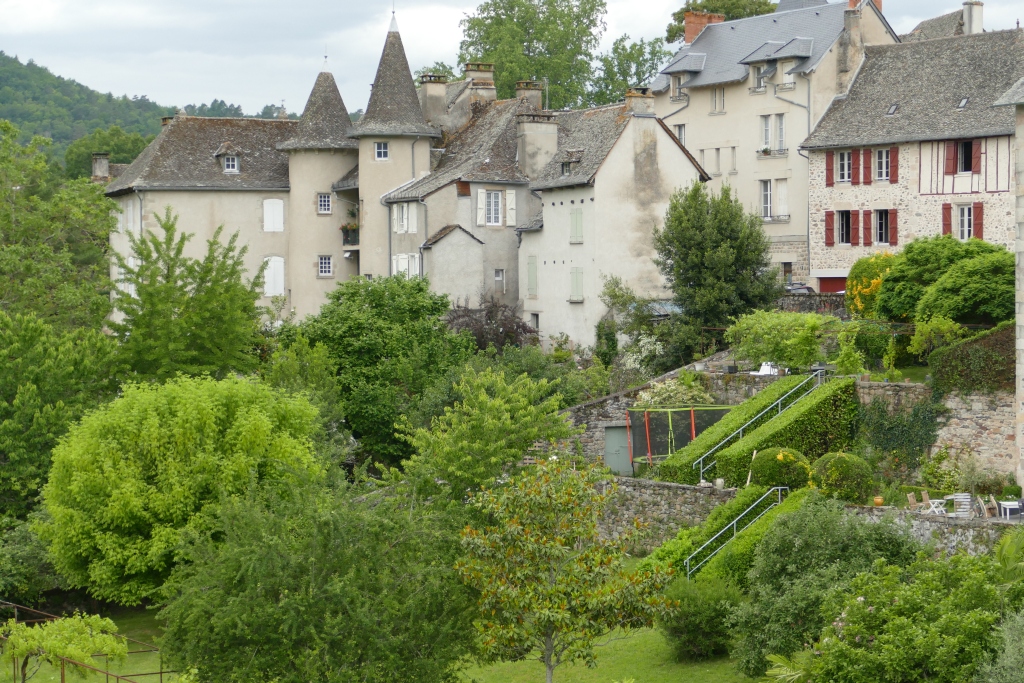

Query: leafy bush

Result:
[659,575,743,661]
[907,315,969,360]
[725,310,841,371]
[915,251,1014,326]
[846,252,896,318]
[1005,485,1023,499]
[929,321,1013,395]
[976,610,1024,683]
[750,448,811,489]
[732,495,920,677]
[0,516,63,605]
[658,375,805,484]
[634,371,714,407]
[713,379,860,487]
[811,452,873,503]
[815,554,1002,683]
[832,322,866,375]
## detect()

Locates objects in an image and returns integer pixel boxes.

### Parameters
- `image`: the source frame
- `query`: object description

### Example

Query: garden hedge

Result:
[811,452,873,503]
[929,320,1013,395]
[749,447,811,490]
[712,379,859,487]
[657,375,806,484]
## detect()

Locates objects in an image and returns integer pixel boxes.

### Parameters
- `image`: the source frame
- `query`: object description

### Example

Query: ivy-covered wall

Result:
[929,321,1014,396]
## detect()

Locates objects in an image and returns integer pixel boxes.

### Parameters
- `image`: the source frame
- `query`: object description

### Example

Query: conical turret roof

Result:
[351,16,440,138]
[279,71,358,150]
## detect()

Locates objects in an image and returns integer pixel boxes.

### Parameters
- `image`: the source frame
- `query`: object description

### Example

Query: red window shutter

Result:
[890,147,899,184]
[851,149,861,186]
[825,151,835,187]
[825,211,835,246]
[862,150,873,185]
[944,141,957,175]
[942,203,952,235]
[888,209,898,246]
[850,209,860,245]
[971,140,982,174]
[863,210,873,246]
[973,202,984,240]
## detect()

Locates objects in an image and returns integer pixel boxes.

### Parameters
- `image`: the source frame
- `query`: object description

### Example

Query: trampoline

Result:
[626,405,732,476]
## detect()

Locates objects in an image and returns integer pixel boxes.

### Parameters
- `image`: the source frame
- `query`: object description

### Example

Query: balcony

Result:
[777,82,796,92]
[756,148,788,159]
[748,85,766,95]
[761,214,791,223]
[670,92,690,105]
[341,226,359,246]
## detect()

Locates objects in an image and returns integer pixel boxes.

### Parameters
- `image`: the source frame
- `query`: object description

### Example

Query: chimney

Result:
[624,87,655,115]
[464,62,495,83]
[836,7,864,91]
[91,152,110,183]
[161,116,173,126]
[516,112,558,179]
[515,80,543,109]
[464,62,497,105]
[420,73,449,125]
[963,1,984,34]
[684,11,725,45]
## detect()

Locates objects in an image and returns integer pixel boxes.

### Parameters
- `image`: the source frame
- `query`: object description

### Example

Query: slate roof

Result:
[651,1,863,93]
[995,76,1024,107]
[278,71,357,150]
[421,223,484,247]
[332,164,359,192]
[802,29,1024,149]
[351,17,440,138]
[900,9,963,43]
[383,98,536,203]
[777,0,827,10]
[106,116,296,195]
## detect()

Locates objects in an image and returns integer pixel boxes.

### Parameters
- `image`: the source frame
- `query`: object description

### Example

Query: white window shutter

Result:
[476,189,486,226]
[263,256,285,296]
[391,255,398,275]
[392,205,399,233]
[397,253,409,276]
[506,189,516,226]
[777,179,789,217]
[408,203,418,234]
[263,199,284,232]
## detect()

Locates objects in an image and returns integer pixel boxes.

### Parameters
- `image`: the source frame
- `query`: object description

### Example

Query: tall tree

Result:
[653,182,781,366]
[458,457,672,683]
[64,125,152,179]
[459,0,608,109]
[590,35,672,105]
[665,0,777,43]
[112,208,264,381]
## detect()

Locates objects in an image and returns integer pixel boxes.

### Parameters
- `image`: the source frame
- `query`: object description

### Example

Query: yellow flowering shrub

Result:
[846,252,896,318]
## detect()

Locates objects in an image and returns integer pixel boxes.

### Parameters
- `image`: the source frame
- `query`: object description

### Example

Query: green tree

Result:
[458,458,673,683]
[0,311,121,519]
[302,275,475,466]
[414,61,459,82]
[915,250,1014,326]
[590,35,672,105]
[159,478,476,683]
[1,614,127,683]
[403,368,577,498]
[976,610,1024,683]
[112,208,264,381]
[459,0,608,109]
[654,182,782,366]
[39,376,321,605]
[907,315,968,359]
[63,125,152,179]
[725,310,843,371]
[0,517,63,605]
[665,0,776,43]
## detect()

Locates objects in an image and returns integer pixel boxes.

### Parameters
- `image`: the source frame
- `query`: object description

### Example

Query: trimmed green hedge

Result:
[713,379,859,487]
[929,320,1013,395]
[658,375,806,484]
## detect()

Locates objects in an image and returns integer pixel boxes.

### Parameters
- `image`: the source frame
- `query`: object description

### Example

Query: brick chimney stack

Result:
[91,153,110,183]
[684,11,725,45]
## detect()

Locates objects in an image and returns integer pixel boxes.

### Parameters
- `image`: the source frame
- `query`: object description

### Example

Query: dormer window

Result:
[753,66,766,90]
[223,155,239,173]
[375,142,389,160]
[561,161,572,175]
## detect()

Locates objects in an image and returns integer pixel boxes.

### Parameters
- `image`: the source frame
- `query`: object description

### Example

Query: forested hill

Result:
[0,51,175,152]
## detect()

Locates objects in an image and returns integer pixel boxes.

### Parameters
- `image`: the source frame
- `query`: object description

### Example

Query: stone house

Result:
[650,0,898,285]
[800,21,1024,292]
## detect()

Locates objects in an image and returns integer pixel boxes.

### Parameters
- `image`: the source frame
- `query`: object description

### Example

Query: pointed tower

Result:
[279,71,358,150]
[353,15,440,279]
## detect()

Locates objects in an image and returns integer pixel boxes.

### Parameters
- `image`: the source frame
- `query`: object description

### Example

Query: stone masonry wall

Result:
[933,392,1017,476]
[848,506,1012,556]
[855,380,931,410]
[599,477,737,551]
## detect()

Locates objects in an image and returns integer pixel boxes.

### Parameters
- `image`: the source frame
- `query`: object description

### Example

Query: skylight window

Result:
[958,98,969,109]
[886,104,899,116]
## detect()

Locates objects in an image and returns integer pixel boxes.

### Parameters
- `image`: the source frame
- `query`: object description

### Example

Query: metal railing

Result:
[684,486,789,578]
[692,369,827,482]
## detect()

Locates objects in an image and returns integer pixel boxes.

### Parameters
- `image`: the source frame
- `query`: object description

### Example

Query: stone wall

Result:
[855,380,931,409]
[848,506,1012,556]
[933,392,1017,476]
[599,477,737,551]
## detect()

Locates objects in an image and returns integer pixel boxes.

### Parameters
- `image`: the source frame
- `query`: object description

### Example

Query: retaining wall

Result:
[848,506,1012,556]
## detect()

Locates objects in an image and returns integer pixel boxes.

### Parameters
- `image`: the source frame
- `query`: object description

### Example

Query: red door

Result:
[818,277,847,293]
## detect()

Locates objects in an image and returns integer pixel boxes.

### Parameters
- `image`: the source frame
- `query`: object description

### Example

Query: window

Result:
[263,199,284,232]
[527,255,538,297]
[760,180,772,219]
[958,205,973,240]
[730,147,737,173]
[675,124,685,146]
[223,156,238,173]
[781,62,795,85]
[876,149,890,180]
[837,152,852,182]
[569,208,583,243]
[317,193,332,214]
[494,269,506,293]
[485,191,503,225]
[760,115,771,149]
[391,253,420,277]
[711,87,725,113]
[375,141,389,160]
[530,313,540,330]
[776,114,785,150]
[753,66,766,90]
[393,203,408,233]
[958,140,973,173]
[876,210,890,244]
[886,104,899,116]
[714,148,721,174]
[958,97,969,110]
[263,256,285,297]
[318,255,333,277]
[782,262,793,284]
[837,211,852,244]
[569,267,583,302]
[673,77,686,99]
[775,178,788,218]
[561,161,572,175]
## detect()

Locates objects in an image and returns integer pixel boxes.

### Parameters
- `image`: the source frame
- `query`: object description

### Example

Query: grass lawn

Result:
[459,628,750,683]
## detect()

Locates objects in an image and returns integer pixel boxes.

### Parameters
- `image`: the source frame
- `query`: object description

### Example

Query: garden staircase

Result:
[684,487,789,578]
[692,369,828,482]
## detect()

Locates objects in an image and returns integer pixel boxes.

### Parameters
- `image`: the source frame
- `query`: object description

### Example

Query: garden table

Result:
[997,500,1021,521]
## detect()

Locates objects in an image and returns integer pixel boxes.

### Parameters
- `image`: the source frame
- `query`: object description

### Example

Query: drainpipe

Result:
[773,74,814,281]
[418,197,428,277]
[381,196,392,275]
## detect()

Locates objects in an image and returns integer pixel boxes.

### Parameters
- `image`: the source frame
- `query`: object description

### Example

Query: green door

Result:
[604,426,630,475]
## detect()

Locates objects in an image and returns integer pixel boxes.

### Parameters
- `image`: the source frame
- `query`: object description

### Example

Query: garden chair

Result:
[906,493,921,511]
[952,493,973,518]
[921,491,945,515]
[985,495,999,518]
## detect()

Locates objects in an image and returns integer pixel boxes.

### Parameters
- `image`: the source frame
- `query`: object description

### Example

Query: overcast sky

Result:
[0,0,1020,115]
